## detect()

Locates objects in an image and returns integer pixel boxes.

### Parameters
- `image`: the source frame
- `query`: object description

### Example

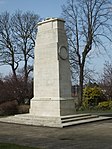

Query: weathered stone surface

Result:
[30,18,75,118]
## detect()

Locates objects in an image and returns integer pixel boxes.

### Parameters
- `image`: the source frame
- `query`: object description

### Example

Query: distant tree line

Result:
[99,61,112,99]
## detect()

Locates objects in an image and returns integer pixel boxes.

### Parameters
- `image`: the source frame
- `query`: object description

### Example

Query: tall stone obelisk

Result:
[0,18,76,128]
[1,18,109,127]
[30,18,75,119]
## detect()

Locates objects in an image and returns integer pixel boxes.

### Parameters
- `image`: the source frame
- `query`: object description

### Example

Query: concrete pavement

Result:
[0,120,112,149]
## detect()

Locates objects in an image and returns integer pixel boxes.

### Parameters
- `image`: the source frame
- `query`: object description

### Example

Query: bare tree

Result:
[0,12,19,80]
[62,0,112,106]
[11,10,40,92]
[0,11,40,89]
[100,61,112,99]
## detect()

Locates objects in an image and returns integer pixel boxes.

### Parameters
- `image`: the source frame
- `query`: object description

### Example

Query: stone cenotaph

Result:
[30,18,75,119]
[0,18,76,127]
[0,18,111,127]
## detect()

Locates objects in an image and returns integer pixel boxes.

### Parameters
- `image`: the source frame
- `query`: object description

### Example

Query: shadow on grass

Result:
[0,143,41,149]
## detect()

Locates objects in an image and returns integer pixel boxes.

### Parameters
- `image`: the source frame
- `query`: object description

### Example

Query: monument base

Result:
[30,97,76,117]
[0,114,63,127]
[0,97,77,128]
[0,112,111,128]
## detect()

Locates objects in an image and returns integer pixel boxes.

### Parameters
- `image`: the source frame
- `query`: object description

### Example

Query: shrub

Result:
[0,75,33,105]
[97,101,109,110]
[0,100,18,116]
[97,100,112,110]
[83,86,104,109]
[109,100,112,109]
[17,105,30,114]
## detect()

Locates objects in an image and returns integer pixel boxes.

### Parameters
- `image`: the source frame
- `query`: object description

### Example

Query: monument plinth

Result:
[30,18,75,117]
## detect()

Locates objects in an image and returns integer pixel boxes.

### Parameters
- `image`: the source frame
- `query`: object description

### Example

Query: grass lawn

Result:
[76,109,112,116]
[0,143,40,149]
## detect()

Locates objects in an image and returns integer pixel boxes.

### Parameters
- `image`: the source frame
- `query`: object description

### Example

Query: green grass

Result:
[76,108,112,116]
[0,143,40,149]
[77,109,112,112]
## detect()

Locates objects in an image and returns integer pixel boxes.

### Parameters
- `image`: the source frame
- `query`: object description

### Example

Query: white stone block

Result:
[30,18,76,120]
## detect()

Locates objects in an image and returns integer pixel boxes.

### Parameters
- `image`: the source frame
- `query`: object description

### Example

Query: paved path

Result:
[0,120,112,149]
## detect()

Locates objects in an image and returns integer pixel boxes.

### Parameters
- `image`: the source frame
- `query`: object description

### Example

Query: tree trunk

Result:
[78,64,84,107]
[12,65,18,81]
[24,56,28,98]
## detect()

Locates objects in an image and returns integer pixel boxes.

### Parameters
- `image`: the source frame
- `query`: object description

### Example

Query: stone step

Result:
[0,115,62,127]
[62,116,112,127]
[61,115,98,123]
[61,113,91,120]
[0,114,111,128]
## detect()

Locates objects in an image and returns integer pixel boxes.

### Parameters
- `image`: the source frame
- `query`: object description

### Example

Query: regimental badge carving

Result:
[59,46,68,60]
